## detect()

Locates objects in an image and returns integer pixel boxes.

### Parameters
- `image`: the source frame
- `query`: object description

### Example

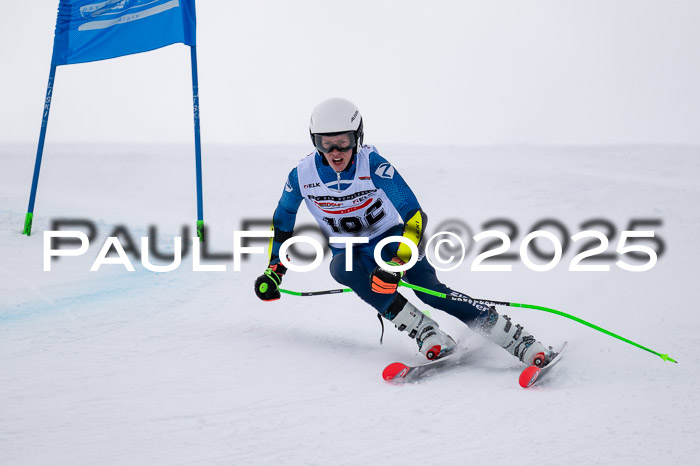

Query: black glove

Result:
[370,257,405,294]
[254,263,286,301]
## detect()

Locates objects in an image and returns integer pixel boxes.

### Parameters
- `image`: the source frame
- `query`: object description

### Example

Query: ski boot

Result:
[477,306,550,367]
[387,295,456,360]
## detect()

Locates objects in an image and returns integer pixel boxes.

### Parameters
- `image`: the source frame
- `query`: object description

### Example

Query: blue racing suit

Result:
[269,148,488,326]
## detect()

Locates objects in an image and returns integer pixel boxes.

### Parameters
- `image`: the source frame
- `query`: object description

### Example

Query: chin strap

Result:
[319,151,356,171]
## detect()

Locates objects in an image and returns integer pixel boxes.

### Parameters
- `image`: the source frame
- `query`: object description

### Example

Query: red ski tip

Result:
[519,365,541,388]
[383,362,410,381]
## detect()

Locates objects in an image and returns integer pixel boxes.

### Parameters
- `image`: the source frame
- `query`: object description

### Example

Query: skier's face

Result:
[317,133,354,172]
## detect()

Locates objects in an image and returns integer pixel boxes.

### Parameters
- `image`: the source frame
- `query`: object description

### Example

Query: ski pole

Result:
[279,283,677,363]
[279,287,353,297]
[398,281,678,364]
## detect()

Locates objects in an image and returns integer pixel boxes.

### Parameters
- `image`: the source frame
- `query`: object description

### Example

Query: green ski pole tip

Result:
[660,354,678,363]
[259,283,268,293]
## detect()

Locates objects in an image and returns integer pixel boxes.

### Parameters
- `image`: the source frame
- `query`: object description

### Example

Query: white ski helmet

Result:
[309,97,364,153]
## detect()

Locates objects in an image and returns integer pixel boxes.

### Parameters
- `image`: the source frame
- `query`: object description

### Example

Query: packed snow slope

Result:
[1,143,698,465]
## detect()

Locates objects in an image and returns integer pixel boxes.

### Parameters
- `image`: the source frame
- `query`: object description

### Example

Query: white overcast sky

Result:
[1,0,699,146]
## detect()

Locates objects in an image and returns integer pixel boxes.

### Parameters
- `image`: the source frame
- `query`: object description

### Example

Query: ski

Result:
[518,341,568,388]
[382,348,470,384]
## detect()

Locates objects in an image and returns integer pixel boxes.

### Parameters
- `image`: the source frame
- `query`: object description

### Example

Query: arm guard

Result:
[396,208,428,263]
[268,224,294,264]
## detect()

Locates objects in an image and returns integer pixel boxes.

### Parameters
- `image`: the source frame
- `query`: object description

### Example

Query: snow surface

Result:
[1,143,699,465]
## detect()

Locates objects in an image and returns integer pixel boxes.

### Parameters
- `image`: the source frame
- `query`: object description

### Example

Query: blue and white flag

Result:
[51,0,196,66]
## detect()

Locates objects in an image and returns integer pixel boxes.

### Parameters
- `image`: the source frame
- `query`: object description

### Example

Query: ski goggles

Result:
[313,132,357,154]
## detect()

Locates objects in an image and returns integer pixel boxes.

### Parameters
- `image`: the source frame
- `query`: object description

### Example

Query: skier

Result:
[254,97,554,366]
